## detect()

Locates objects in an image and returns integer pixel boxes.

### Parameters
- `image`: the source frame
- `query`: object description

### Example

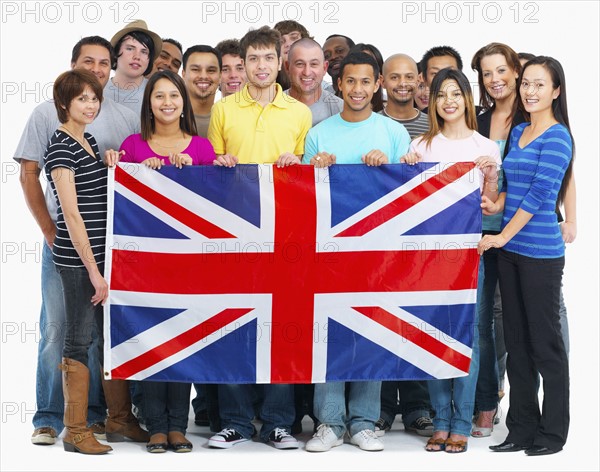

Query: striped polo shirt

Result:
[501,122,572,258]
[44,130,107,268]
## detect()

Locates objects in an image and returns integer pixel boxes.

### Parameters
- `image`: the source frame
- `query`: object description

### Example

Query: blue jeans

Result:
[142,381,191,435]
[427,257,483,437]
[475,247,500,411]
[218,384,295,442]
[33,245,104,432]
[313,381,381,438]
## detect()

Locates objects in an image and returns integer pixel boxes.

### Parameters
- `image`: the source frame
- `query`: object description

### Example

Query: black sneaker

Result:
[375,418,391,437]
[405,416,434,436]
[208,428,249,449]
[268,428,299,449]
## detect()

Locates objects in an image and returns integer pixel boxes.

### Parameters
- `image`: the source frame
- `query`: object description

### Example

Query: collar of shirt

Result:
[237,83,290,109]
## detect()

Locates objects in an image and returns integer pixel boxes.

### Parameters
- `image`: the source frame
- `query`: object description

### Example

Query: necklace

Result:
[383,106,419,121]
[149,133,188,149]
[59,125,87,147]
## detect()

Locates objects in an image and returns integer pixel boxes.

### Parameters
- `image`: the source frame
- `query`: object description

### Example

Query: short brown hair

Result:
[240,26,282,60]
[273,20,311,38]
[53,69,103,123]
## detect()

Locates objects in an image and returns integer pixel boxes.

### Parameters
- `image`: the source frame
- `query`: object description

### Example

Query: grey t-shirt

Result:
[103,77,147,115]
[284,88,344,127]
[13,99,140,221]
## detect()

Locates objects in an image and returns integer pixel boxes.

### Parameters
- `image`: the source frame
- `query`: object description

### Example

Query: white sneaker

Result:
[350,429,384,451]
[305,424,343,452]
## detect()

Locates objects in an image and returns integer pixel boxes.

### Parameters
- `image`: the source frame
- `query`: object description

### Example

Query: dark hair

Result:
[113,31,155,75]
[141,70,197,140]
[71,36,113,65]
[350,43,384,112]
[215,38,242,57]
[419,68,477,149]
[240,26,282,59]
[163,38,183,53]
[518,52,536,63]
[519,56,574,206]
[182,45,222,70]
[273,20,311,38]
[53,69,103,123]
[420,45,463,77]
[338,51,380,81]
[325,34,355,49]
[471,42,522,113]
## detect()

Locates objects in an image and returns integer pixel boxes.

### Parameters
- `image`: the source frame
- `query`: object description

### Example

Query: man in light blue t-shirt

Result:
[302,52,410,167]
[303,52,410,454]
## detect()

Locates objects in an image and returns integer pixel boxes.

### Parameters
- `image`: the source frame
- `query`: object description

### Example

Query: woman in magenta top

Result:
[119,69,215,169]
[116,70,214,454]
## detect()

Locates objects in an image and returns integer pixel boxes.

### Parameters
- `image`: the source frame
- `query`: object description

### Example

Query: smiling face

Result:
[323,36,351,79]
[520,63,560,115]
[435,79,466,125]
[382,56,419,105]
[151,42,183,75]
[182,52,220,100]
[415,79,429,110]
[480,53,519,102]
[71,44,111,88]
[150,78,184,125]
[338,63,379,116]
[287,44,327,96]
[116,35,150,79]
[244,44,281,89]
[67,85,100,126]
[219,53,246,96]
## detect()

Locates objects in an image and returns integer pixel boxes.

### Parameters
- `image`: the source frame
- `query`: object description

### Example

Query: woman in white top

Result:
[404,68,500,453]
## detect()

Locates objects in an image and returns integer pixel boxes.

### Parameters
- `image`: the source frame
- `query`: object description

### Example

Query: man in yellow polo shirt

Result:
[207,26,307,451]
[208,25,311,167]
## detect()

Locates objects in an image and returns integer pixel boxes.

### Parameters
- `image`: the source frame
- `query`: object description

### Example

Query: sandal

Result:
[425,437,446,452]
[445,438,468,453]
[472,408,497,437]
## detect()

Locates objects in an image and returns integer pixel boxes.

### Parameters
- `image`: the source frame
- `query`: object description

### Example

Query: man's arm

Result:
[19,160,55,247]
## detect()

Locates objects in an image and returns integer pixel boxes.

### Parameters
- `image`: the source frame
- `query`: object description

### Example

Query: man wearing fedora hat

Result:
[104,19,162,114]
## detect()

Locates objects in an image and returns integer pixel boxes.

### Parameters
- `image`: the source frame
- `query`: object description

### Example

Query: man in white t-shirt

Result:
[14,35,141,447]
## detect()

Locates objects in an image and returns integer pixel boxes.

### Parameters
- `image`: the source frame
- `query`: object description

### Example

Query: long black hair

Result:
[519,56,574,206]
[140,70,197,140]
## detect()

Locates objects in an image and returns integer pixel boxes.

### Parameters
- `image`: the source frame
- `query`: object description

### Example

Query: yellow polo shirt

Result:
[208,83,312,164]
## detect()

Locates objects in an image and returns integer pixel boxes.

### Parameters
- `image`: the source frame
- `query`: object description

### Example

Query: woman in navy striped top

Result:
[478,56,573,456]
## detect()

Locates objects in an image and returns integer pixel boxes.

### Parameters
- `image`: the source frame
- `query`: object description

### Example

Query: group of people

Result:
[14,17,574,457]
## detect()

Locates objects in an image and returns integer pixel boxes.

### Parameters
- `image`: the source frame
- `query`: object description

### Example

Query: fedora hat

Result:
[110,19,163,62]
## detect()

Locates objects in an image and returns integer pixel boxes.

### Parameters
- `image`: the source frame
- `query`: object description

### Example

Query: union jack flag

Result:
[104,162,481,384]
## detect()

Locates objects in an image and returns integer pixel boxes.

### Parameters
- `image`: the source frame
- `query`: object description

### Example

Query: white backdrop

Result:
[1,1,598,471]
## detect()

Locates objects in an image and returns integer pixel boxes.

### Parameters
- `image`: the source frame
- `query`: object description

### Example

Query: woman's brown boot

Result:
[61,358,112,454]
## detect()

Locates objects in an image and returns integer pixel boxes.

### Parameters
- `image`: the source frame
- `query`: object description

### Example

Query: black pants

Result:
[497,249,569,450]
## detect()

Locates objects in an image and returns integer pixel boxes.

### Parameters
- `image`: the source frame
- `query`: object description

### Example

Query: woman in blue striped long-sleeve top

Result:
[478,56,574,456]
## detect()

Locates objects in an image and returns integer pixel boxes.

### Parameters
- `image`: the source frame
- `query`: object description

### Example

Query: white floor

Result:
[1,394,597,472]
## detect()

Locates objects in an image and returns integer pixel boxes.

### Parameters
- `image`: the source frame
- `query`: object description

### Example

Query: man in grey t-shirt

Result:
[284,38,343,127]
[103,19,162,114]
[14,35,139,447]
[380,54,429,140]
